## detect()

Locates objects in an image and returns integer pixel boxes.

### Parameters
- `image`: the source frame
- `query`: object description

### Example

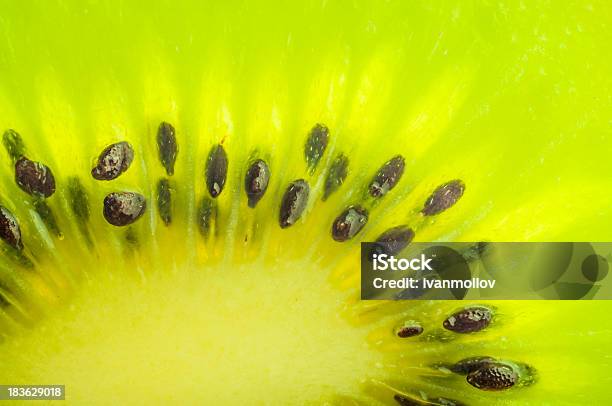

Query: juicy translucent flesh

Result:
[0,0,611,404]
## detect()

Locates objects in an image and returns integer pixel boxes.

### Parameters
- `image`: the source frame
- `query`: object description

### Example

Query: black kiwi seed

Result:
[443,306,492,333]
[205,144,228,198]
[450,356,496,375]
[369,155,405,198]
[157,179,172,226]
[466,363,518,391]
[15,157,56,198]
[279,179,309,228]
[103,192,146,227]
[304,123,329,174]
[375,225,415,255]
[157,121,178,176]
[396,323,423,338]
[33,199,62,237]
[91,141,134,181]
[197,196,217,238]
[3,129,25,162]
[244,159,270,208]
[322,153,348,201]
[0,206,23,250]
[331,205,368,242]
[422,179,465,216]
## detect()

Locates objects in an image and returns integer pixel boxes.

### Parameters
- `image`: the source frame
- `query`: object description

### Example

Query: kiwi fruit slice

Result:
[0,1,611,404]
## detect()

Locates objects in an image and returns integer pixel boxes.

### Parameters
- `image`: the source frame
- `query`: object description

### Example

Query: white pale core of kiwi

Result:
[0,264,385,404]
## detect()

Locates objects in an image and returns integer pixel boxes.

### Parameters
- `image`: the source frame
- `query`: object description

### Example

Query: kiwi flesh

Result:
[0,1,611,405]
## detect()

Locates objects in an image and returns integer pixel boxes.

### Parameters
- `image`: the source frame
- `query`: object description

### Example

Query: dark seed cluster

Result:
[156,122,178,225]
[205,144,228,198]
[369,155,405,198]
[90,141,142,227]
[279,180,309,228]
[443,306,492,333]
[1,123,469,257]
[422,179,465,216]
[103,192,146,227]
[304,123,329,174]
[15,157,56,198]
[2,131,60,249]
[0,206,23,250]
[91,141,134,181]
[244,159,270,208]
